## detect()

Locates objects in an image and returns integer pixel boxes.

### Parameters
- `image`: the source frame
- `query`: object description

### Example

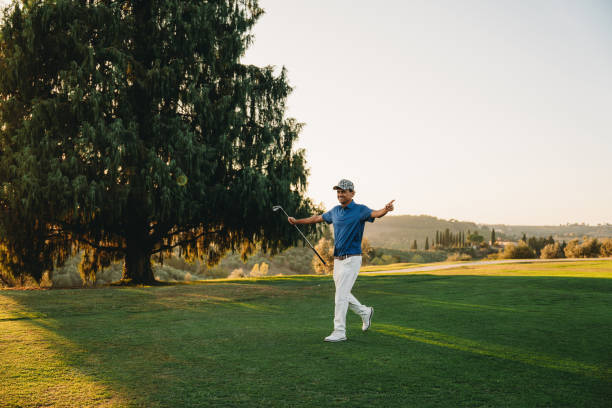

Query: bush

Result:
[250,262,271,278]
[312,238,334,275]
[361,238,374,265]
[370,248,447,264]
[381,254,399,264]
[52,255,85,287]
[228,268,247,279]
[540,243,564,259]
[158,255,201,274]
[500,242,536,259]
[447,253,472,261]
[581,238,601,257]
[368,256,381,265]
[600,238,612,257]
[48,252,208,286]
[154,264,205,282]
[411,254,425,263]
[564,238,601,258]
[95,264,123,284]
[564,239,580,258]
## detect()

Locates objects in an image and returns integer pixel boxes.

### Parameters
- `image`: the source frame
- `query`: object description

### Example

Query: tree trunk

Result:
[122,241,155,284]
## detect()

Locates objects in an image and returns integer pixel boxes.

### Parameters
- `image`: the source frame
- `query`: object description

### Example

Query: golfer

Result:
[288,179,395,342]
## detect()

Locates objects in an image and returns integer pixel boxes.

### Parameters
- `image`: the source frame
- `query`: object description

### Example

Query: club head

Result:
[272,205,282,212]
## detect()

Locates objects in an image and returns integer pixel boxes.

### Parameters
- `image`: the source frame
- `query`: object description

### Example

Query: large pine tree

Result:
[0,0,317,284]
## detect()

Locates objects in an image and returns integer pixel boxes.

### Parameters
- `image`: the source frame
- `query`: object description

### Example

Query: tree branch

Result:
[75,237,125,253]
[151,229,224,255]
[50,221,125,252]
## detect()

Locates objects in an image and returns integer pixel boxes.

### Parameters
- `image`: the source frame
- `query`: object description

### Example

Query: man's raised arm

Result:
[370,200,395,219]
[288,215,324,225]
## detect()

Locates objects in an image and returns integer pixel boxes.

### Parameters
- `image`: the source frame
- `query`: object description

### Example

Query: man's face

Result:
[336,188,355,206]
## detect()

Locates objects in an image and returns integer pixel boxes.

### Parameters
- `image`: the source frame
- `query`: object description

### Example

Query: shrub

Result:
[361,238,374,265]
[228,268,247,279]
[96,264,123,284]
[204,268,232,279]
[581,238,601,257]
[410,254,425,263]
[51,274,75,288]
[600,238,612,257]
[564,239,580,258]
[500,242,536,259]
[540,243,564,259]
[158,255,201,274]
[446,253,472,261]
[370,248,447,263]
[312,238,334,275]
[51,255,82,287]
[370,256,384,265]
[249,262,271,278]
[155,269,170,281]
[564,238,601,258]
[381,254,399,264]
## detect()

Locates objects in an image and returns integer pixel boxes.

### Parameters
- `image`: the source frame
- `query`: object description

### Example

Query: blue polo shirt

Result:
[322,200,374,257]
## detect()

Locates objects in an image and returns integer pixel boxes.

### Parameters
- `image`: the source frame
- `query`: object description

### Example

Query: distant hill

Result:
[488,223,612,241]
[364,215,489,250]
[364,215,612,250]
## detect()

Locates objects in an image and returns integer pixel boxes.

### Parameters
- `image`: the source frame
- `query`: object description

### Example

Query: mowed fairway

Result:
[1,261,611,407]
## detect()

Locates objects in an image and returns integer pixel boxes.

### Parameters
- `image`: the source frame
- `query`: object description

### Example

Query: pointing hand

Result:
[385,200,395,212]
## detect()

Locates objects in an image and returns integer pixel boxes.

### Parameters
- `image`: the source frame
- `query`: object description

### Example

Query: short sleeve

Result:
[322,210,333,224]
[360,205,374,223]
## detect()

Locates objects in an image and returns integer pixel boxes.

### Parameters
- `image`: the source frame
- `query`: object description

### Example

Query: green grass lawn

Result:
[1,261,611,407]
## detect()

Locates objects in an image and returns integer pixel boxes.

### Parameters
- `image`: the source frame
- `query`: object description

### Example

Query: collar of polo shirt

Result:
[343,200,356,210]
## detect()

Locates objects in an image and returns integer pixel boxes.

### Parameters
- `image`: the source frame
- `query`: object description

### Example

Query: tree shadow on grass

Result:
[1,281,317,407]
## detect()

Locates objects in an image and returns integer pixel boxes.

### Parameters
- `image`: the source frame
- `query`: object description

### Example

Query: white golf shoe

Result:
[362,306,374,331]
[324,331,347,342]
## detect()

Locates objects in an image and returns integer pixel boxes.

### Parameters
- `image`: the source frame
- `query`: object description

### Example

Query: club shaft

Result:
[278,207,327,265]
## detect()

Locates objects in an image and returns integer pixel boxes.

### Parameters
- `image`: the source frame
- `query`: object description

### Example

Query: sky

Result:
[1,0,610,225]
[241,0,612,226]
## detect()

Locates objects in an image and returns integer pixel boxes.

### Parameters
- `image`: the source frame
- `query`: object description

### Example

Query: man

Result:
[288,179,395,342]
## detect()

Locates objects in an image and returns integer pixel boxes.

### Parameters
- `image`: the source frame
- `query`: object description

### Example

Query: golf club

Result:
[272,205,327,265]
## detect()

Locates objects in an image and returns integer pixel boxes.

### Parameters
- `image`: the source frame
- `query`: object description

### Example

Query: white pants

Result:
[332,255,369,334]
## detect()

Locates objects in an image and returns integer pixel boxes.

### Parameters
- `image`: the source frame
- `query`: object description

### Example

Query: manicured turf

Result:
[1,261,611,407]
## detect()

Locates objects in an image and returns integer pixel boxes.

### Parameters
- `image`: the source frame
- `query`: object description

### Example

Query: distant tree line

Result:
[434,229,464,248]
[363,215,496,251]
[564,238,612,258]
[429,229,491,249]
[498,235,612,259]
[366,247,447,265]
